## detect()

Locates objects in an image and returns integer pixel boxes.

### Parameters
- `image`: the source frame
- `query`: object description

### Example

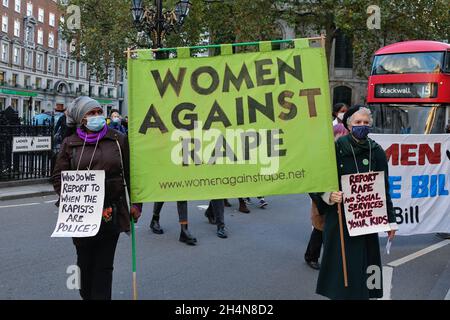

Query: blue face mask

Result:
[112,117,121,124]
[86,115,106,132]
[351,125,370,140]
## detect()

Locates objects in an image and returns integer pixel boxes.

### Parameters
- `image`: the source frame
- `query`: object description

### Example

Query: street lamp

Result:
[131,0,192,51]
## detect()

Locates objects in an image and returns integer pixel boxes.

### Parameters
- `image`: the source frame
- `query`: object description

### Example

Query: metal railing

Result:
[0,124,54,181]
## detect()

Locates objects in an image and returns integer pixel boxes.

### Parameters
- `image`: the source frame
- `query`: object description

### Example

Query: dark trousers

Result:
[304,228,323,263]
[206,199,225,228]
[74,231,120,300]
[153,201,188,222]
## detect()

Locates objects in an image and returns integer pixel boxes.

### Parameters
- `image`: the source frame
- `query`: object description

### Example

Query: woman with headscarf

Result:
[52,96,142,300]
[314,105,398,300]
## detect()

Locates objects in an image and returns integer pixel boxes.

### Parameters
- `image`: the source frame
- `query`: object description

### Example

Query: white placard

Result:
[13,136,52,152]
[370,134,450,236]
[341,171,391,236]
[51,170,105,238]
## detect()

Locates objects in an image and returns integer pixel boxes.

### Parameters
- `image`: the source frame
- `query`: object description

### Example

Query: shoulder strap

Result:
[115,139,131,212]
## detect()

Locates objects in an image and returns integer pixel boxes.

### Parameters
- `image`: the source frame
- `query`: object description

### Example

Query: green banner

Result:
[128,39,338,202]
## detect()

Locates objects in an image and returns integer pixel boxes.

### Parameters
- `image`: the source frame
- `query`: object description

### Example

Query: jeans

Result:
[153,201,188,222]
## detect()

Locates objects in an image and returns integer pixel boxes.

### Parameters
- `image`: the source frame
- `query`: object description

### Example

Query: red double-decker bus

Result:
[367,40,450,134]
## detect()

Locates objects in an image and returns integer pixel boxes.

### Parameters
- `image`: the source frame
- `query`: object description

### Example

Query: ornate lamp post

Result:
[131,0,191,51]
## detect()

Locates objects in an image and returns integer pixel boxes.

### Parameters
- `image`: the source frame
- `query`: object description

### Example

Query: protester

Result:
[33,109,52,125]
[305,123,349,270]
[237,197,268,213]
[108,109,127,134]
[122,116,129,131]
[52,96,141,300]
[332,103,349,126]
[150,201,197,245]
[314,105,398,300]
[53,105,67,152]
[204,199,228,238]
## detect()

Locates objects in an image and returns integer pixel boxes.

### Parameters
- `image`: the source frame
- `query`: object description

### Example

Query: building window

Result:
[37,29,43,44]
[2,1,8,8]
[333,86,352,107]
[78,84,84,94]
[25,50,33,67]
[49,13,55,27]
[108,69,115,83]
[1,42,8,62]
[25,75,31,88]
[26,25,34,43]
[26,2,33,17]
[98,87,104,97]
[334,30,353,69]
[69,61,75,76]
[12,73,18,86]
[108,88,114,98]
[69,83,74,93]
[36,53,43,70]
[58,58,65,75]
[14,0,19,13]
[13,46,20,65]
[46,79,53,90]
[0,71,5,85]
[48,56,54,73]
[38,8,44,23]
[80,63,86,78]
[1,15,7,33]
[13,19,20,37]
[48,32,54,48]
[35,77,41,89]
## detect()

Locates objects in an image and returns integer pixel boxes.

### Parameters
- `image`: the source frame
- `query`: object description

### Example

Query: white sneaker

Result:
[258,199,268,208]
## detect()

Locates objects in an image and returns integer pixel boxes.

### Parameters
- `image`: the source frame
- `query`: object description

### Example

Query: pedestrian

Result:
[122,116,129,131]
[204,199,228,238]
[304,123,349,270]
[237,197,268,213]
[108,109,127,134]
[314,105,398,300]
[52,96,142,300]
[332,103,349,126]
[150,201,197,245]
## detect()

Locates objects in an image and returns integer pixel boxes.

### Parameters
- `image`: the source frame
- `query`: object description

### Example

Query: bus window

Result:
[372,52,445,75]
[445,51,450,73]
[369,105,447,134]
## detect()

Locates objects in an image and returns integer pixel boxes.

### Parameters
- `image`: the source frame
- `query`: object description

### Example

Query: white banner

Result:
[12,136,52,152]
[370,134,450,236]
[341,171,391,236]
[51,170,105,238]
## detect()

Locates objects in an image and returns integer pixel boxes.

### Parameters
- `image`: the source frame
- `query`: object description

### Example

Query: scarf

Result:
[76,125,108,144]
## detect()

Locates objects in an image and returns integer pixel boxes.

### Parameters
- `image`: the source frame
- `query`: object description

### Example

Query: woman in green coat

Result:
[315,106,398,300]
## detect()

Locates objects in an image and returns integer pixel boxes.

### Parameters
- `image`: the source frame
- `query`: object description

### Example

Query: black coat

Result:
[314,134,396,300]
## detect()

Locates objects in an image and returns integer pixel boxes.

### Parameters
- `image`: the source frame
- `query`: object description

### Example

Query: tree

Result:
[59,0,138,81]
[283,0,450,77]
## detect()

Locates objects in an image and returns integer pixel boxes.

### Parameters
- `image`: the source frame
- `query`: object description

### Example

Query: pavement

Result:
[0,191,449,300]
[0,181,55,201]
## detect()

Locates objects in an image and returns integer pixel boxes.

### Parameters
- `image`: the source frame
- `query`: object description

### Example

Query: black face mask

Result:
[351,125,370,140]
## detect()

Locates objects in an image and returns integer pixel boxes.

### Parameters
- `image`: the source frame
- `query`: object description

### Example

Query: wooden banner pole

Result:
[337,203,349,287]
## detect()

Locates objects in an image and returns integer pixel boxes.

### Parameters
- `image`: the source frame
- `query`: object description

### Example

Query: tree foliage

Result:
[62,0,450,79]
[283,0,450,76]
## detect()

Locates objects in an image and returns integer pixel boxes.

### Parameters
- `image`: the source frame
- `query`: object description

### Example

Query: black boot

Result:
[150,215,164,234]
[179,224,197,245]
